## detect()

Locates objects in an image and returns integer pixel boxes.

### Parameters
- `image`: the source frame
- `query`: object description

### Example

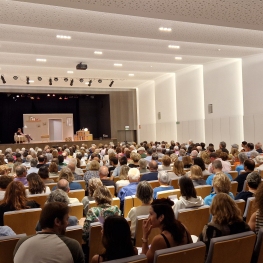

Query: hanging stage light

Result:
[38,76,42,81]
[1,75,6,84]
[13,76,18,80]
[64,78,68,82]
[70,79,74,86]
[49,78,52,85]
[26,76,30,85]
[109,80,114,87]
[88,80,92,86]
[98,79,102,83]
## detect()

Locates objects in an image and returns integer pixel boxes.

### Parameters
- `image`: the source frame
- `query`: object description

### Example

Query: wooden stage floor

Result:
[0,139,117,152]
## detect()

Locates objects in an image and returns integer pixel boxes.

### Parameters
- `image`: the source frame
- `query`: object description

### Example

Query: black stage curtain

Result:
[0,94,111,143]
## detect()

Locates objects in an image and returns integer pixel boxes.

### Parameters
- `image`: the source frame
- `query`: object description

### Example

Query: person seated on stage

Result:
[16,128,33,143]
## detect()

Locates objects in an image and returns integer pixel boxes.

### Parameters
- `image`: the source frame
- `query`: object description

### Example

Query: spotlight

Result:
[98,79,102,83]
[1,75,6,84]
[79,78,84,83]
[88,80,92,86]
[59,96,62,100]
[52,94,55,97]
[49,78,52,86]
[13,76,18,80]
[64,96,68,100]
[109,80,114,87]
[26,76,30,85]
[38,77,42,81]
[64,78,68,82]
[47,94,50,97]
[37,96,40,100]
[70,79,74,86]
[54,77,58,81]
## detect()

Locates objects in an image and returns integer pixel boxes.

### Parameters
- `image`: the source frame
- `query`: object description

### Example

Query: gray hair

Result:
[15,165,26,177]
[30,158,38,167]
[47,189,69,204]
[158,171,170,184]
[250,151,259,159]
[136,181,153,204]
[212,160,222,170]
[179,149,186,156]
[139,159,147,169]
[220,141,226,148]
[238,152,248,164]
[128,168,140,181]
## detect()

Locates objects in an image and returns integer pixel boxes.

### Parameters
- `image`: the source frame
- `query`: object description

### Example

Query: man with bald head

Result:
[99,166,117,194]
[140,160,158,181]
[57,179,79,204]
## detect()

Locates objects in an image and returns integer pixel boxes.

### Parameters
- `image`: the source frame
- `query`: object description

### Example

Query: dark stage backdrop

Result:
[0,94,111,143]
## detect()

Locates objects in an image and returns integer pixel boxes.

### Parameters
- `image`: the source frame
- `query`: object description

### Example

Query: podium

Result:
[76,130,93,141]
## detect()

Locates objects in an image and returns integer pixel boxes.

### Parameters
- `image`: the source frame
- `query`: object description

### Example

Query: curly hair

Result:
[201,151,211,165]
[59,167,74,182]
[255,183,263,215]
[172,160,186,176]
[210,193,242,225]
[94,186,112,205]
[213,172,231,193]
[88,178,103,197]
[119,165,129,180]
[27,173,46,194]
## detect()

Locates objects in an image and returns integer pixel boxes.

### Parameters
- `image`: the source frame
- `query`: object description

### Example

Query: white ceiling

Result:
[0,0,263,92]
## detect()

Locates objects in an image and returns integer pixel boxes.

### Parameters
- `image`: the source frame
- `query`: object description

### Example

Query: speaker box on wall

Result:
[208,104,213,114]
[158,112,161,120]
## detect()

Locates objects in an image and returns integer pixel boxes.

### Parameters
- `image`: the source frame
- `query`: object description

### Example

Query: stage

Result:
[0,138,117,152]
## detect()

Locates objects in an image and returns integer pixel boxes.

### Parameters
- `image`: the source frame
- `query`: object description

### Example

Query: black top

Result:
[140,172,158,182]
[235,191,254,203]
[234,172,250,192]
[161,233,171,248]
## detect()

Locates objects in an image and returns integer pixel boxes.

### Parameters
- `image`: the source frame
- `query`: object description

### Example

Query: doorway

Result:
[49,119,62,141]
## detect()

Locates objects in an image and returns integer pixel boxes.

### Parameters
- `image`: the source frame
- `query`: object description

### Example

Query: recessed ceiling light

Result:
[56,35,71,39]
[168,45,180,49]
[67,71,74,74]
[218,49,221,51]
[114,63,122,67]
[150,66,153,67]
[29,80,34,83]
[36,58,47,62]
[159,27,172,32]
[129,74,134,77]
[94,51,103,55]
[175,57,182,60]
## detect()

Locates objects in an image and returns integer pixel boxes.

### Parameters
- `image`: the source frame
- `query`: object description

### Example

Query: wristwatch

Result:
[141,237,148,243]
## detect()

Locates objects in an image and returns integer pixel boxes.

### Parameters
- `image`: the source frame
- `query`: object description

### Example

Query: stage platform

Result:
[0,138,117,152]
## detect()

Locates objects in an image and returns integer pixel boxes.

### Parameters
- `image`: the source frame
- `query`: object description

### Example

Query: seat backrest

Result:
[65,225,83,246]
[4,208,42,235]
[231,165,236,171]
[170,178,180,189]
[234,199,246,215]
[176,206,210,236]
[230,181,238,196]
[103,254,147,263]
[45,182,57,189]
[228,171,238,180]
[73,180,86,190]
[156,189,181,199]
[153,241,206,263]
[89,200,97,209]
[0,234,26,263]
[148,180,160,189]
[89,222,104,263]
[195,185,212,199]
[242,180,249,192]
[253,227,263,263]
[134,215,161,247]
[205,231,256,263]
[68,202,84,219]
[68,189,85,201]
[106,185,115,197]
[243,197,256,222]
[260,170,263,179]
[112,197,120,208]
[113,176,120,183]
[132,195,143,207]
[27,194,49,208]
[123,196,133,218]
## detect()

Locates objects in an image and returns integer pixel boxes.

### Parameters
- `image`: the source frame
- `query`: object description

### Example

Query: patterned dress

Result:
[82,203,121,242]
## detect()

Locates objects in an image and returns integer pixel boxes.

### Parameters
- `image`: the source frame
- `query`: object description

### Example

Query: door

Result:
[49,119,62,141]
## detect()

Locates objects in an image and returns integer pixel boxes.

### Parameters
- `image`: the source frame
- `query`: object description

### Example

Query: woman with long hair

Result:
[168,160,186,179]
[173,176,204,216]
[199,193,250,251]
[142,198,192,263]
[91,215,137,262]
[26,173,51,195]
[0,181,39,225]
[193,157,211,177]
[115,165,130,192]
[189,165,207,186]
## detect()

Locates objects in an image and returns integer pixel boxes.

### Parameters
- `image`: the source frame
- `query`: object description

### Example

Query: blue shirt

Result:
[206,173,233,186]
[235,164,244,175]
[118,182,138,203]
[204,192,234,206]
[153,186,174,199]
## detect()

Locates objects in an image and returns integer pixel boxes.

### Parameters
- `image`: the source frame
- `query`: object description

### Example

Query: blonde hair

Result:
[211,193,242,225]
[94,186,112,205]
[213,172,231,193]
[119,165,129,180]
[88,178,103,197]
[130,153,141,163]
[89,160,100,171]
[190,165,203,180]
[170,154,178,163]
[162,155,171,166]
[201,151,211,165]
[173,160,186,175]
[59,167,74,183]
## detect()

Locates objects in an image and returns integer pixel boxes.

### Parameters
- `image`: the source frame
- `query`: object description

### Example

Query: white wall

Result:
[243,53,263,143]
[203,59,244,147]
[176,66,205,144]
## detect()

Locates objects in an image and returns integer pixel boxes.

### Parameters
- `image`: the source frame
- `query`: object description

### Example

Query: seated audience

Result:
[182,156,192,168]
[140,160,158,181]
[173,176,204,216]
[0,175,13,201]
[193,157,211,176]
[207,152,231,173]
[82,178,103,215]
[98,166,117,194]
[14,202,84,263]
[0,225,16,236]
[0,164,10,176]
[255,155,263,171]
[127,181,153,237]
[113,156,128,176]
[48,160,59,177]
[204,172,234,206]
[26,173,51,195]
[153,171,174,199]
[56,179,80,204]
[199,193,250,251]
[83,160,100,188]
[142,198,192,263]
[168,160,186,179]
[67,159,83,180]
[91,216,137,263]
[115,165,130,193]
[248,183,263,234]
[158,155,172,171]
[235,171,261,202]
[38,166,54,184]
[234,159,255,193]
[189,165,206,186]
[235,152,248,175]
[128,153,141,168]
[58,167,82,190]
[82,186,121,243]
[27,158,39,175]
[14,165,28,186]
[0,181,40,226]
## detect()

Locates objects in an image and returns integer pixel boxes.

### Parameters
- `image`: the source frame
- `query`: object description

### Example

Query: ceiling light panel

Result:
[114,63,122,66]
[36,58,47,62]
[94,51,103,55]
[56,35,71,39]
[168,45,180,49]
[159,27,172,32]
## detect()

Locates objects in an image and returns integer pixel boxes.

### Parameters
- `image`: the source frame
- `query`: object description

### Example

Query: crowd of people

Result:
[0,139,262,262]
